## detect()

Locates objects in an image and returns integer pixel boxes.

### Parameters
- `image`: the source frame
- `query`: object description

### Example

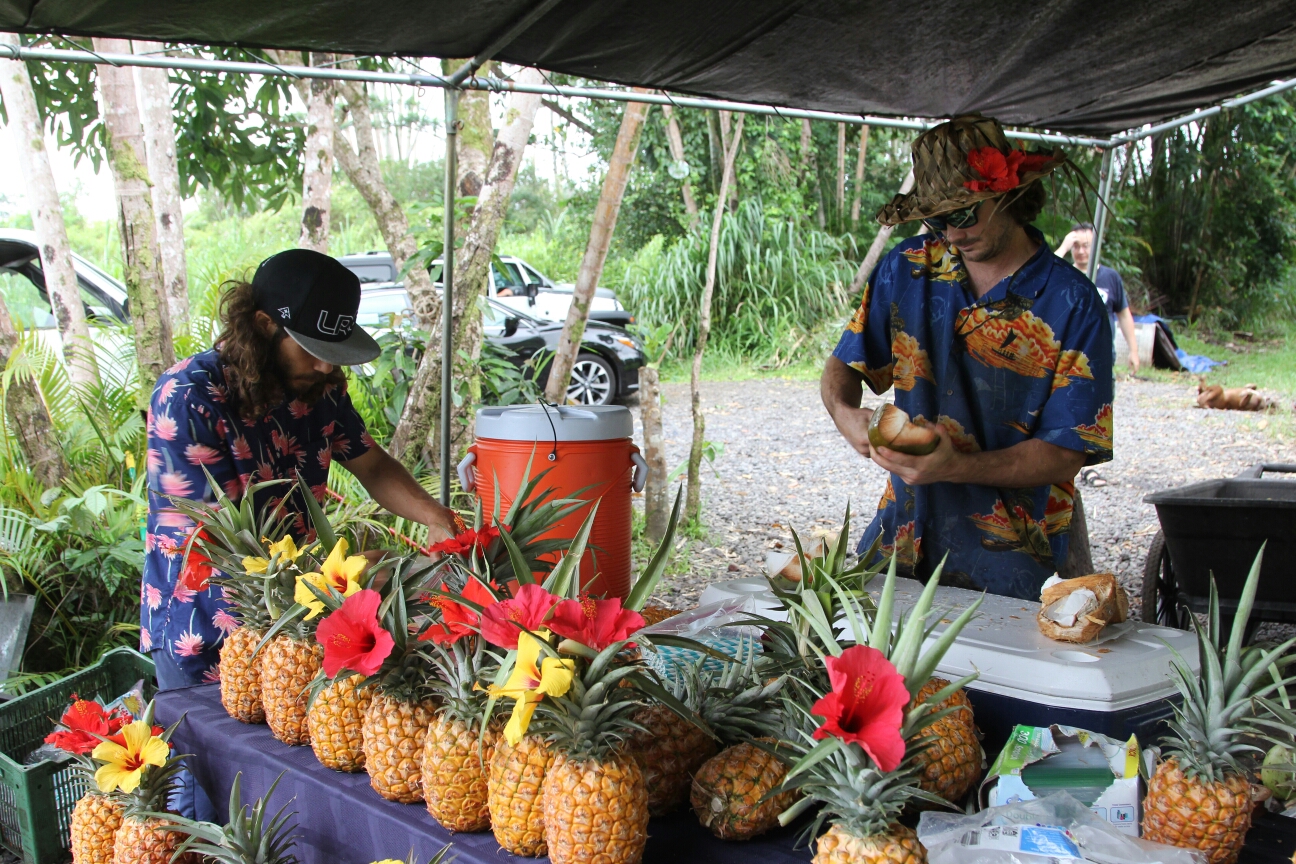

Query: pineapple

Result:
[105,730,195,864]
[533,645,651,864]
[623,664,716,816]
[691,739,796,841]
[261,631,322,746]
[220,626,267,724]
[908,677,981,805]
[307,672,373,771]
[421,634,500,831]
[70,792,124,864]
[771,548,983,863]
[489,733,556,856]
[639,604,679,627]
[1141,548,1296,864]
[155,772,299,863]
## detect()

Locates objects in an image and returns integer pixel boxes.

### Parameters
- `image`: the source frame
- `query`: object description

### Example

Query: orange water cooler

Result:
[456,405,647,598]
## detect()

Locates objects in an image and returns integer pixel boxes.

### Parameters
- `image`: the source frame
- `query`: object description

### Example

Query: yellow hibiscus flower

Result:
[294,538,367,619]
[489,631,575,745]
[243,535,314,575]
[91,721,170,794]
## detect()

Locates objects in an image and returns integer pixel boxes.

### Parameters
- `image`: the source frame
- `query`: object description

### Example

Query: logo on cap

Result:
[318,310,355,336]
[278,307,291,319]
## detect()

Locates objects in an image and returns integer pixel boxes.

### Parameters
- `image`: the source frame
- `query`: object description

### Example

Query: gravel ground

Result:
[635,376,1296,616]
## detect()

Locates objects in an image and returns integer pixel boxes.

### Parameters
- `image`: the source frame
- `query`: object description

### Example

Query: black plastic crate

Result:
[1145,464,1296,616]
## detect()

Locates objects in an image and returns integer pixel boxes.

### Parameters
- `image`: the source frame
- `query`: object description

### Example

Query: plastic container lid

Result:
[699,576,1201,713]
[474,404,633,442]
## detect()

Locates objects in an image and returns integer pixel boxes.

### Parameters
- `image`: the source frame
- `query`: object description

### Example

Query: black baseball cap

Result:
[252,249,380,366]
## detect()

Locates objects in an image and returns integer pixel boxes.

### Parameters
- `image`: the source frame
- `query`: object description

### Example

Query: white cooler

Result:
[700,576,1199,754]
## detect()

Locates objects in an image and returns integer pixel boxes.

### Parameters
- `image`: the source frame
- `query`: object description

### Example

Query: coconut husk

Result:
[1037,573,1128,644]
[764,528,842,582]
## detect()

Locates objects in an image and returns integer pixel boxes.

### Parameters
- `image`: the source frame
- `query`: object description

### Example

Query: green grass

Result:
[1159,323,1296,398]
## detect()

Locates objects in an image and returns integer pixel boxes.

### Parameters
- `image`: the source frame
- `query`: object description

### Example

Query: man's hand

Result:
[870,425,966,485]
[1055,230,1079,258]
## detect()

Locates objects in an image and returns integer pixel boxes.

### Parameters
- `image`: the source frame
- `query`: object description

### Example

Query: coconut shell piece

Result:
[868,404,939,456]
[1037,572,1128,644]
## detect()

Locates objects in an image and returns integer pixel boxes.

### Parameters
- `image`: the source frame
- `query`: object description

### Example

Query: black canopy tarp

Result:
[2,0,1296,135]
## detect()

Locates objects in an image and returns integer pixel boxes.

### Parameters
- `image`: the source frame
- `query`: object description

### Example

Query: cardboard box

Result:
[983,725,1143,836]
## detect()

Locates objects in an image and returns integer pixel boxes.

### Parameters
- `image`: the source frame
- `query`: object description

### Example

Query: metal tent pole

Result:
[440,87,459,506]
[1087,147,1115,283]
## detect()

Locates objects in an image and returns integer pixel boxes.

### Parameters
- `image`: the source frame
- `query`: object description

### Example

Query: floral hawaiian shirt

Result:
[141,348,373,681]
[833,227,1114,599]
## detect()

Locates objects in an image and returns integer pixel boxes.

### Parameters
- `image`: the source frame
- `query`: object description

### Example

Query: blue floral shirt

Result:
[141,348,373,681]
[833,228,1114,599]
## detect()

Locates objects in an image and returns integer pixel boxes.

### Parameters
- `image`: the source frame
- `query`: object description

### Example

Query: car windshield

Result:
[356,291,413,326]
[348,263,396,284]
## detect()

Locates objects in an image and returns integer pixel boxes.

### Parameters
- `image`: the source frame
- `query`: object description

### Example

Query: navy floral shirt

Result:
[141,349,372,680]
[833,227,1114,599]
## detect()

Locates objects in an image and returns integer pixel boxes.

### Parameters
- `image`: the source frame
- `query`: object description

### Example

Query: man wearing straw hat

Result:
[821,114,1113,600]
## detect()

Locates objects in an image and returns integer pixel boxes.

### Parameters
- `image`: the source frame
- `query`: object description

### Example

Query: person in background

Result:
[1057,222,1140,375]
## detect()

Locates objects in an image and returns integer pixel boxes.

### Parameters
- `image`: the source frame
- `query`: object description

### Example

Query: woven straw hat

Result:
[877,114,1066,226]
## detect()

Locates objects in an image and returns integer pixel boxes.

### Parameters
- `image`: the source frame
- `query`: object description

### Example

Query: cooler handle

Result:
[1237,463,1296,479]
[457,451,477,494]
[631,451,648,493]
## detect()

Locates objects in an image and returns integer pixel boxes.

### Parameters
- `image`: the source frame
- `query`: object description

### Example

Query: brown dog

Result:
[1196,380,1277,411]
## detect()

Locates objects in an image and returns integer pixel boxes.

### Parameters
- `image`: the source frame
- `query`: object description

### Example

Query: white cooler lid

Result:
[699,576,1200,713]
[475,404,633,442]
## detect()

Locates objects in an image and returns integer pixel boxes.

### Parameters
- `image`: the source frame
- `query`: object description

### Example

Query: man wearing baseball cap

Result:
[821,115,1114,600]
[141,249,461,693]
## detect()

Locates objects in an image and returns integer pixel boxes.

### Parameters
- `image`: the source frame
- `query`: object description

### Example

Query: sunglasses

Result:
[924,204,981,231]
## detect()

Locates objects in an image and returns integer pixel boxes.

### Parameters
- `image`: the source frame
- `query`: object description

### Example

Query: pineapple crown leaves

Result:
[696,640,789,744]
[422,634,497,725]
[1159,544,1296,780]
[150,772,299,864]
[528,636,652,759]
[165,467,294,568]
[776,696,926,841]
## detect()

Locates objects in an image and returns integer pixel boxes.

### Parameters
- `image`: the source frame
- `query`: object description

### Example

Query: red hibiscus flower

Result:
[810,645,909,772]
[419,577,498,645]
[178,527,214,592]
[964,147,1054,194]
[428,525,501,557]
[316,589,395,678]
[547,595,645,652]
[44,696,130,755]
[479,583,561,650]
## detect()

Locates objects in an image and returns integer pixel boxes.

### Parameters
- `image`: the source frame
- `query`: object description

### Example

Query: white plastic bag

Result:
[919,792,1206,864]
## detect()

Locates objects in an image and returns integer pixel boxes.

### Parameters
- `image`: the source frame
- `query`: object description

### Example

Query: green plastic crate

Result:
[0,648,156,864]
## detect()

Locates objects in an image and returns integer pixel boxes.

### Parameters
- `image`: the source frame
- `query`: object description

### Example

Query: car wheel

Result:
[567,354,616,405]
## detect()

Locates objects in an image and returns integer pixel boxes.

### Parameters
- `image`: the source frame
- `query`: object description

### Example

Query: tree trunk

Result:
[444,59,494,202]
[849,169,915,296]
[799,119,813,174]
[0,294,66,488]
[661,105,699,228]
[390,69,542,468]
[640,364,669,544]
[850,125,870,228]
[333,80,439,332]
[706,110,723,195]
[132,41,188,335]
[298,53,336,253]
[93,37,174,397]
[0,35,99,387]
[544,96,650,404]
[687,112,744,522]
[836,122,846,229]
[718,110,738,211]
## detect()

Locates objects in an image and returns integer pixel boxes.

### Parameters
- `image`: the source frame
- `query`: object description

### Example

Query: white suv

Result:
[338,251,632,327]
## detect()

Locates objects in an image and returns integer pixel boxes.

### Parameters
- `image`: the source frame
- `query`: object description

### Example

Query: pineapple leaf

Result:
[1225,543,1266,674]
[907,594,983,688]
[253,604,307,657]
[783,735,844,783]
[869,555,898,654]
[624,484,683,611]
[296,470,338,553]
[542,503,599,599]
[494,512,535,585]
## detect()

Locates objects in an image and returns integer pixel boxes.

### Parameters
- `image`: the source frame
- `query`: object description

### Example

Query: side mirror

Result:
[503,316,520,337]
[524,281,541,298]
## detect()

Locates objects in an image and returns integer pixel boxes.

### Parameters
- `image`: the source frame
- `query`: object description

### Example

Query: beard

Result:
[277,364,348,406]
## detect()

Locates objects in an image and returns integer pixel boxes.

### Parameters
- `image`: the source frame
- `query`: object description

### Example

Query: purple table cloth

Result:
[156,685,813,864]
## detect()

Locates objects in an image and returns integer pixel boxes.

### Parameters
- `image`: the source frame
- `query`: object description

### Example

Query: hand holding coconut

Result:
[868,406,966,486]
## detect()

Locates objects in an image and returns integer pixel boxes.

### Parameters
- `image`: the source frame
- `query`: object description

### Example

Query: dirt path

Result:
[634,377,1296,614]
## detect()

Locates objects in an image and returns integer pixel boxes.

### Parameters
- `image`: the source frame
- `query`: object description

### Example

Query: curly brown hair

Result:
[215,280,345,420]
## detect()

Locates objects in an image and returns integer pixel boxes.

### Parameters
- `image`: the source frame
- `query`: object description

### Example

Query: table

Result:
[156,686,1296,864]
[155,685,813,864]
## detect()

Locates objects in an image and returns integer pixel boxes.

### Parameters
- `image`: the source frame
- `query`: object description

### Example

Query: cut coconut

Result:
[867,403,939,456]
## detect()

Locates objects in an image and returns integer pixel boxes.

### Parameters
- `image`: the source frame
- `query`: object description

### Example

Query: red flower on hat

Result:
[178,526,214,592]
[964,147,1054,193]
[810,645,909,772]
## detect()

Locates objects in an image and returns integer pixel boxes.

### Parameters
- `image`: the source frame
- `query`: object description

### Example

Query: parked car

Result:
[337,250,634,327]
[355,285,643,405]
